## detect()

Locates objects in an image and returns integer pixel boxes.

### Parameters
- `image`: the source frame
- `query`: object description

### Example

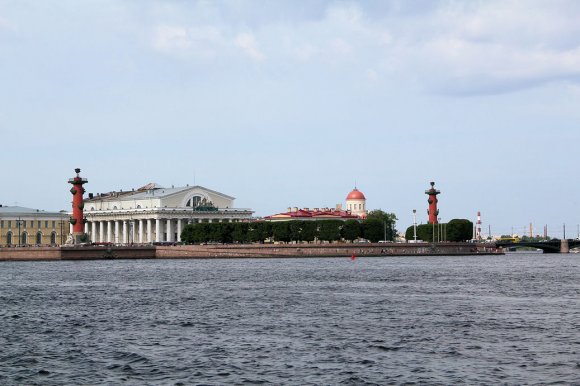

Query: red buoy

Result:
[351,254,356,260]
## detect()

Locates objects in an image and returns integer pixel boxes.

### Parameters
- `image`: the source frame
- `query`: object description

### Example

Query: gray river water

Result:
[1,254,579,385]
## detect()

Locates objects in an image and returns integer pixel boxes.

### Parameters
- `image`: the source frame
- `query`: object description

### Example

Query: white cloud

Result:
[0,15,15,32]
[152,25,190,52]
[234,33,265,61]
[330,38,352,56]
[152,25,224,58]
[147,1,580,94]
[293,43,318,61]
[404,0,580,94]
[366,69,378,82]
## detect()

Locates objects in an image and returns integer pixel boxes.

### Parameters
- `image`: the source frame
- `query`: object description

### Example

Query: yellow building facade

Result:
[0,206,69,246]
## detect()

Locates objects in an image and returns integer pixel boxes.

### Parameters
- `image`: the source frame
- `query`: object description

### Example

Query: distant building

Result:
[0,205,68,246]
[83,183,253,243]
[265,187,368,222]
[345,188,367,218]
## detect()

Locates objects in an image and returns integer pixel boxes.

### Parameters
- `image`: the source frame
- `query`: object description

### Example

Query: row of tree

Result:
[404,219,473,242]
[181,210,398,244]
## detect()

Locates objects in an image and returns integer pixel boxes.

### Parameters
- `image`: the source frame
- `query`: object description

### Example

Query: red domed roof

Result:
[346,188,366,200]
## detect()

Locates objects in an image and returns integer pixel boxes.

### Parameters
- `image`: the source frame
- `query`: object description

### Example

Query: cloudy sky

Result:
[1,0,579,237]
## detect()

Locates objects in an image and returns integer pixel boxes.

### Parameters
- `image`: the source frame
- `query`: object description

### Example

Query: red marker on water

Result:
[351,254,356,261]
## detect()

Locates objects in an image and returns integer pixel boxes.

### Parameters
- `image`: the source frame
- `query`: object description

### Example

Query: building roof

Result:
[0,206,66,216]
[346,188,366,200]
[264,208,359,220]
[85,184,235,202]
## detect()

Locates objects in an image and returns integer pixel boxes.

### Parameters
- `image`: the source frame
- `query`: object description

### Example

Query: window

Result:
[6,231,12,245]
[50,231,57,245]
[45,221,48,228]
[21,232,28,245]
[1,221,3,228]
[36,231,42,245]
[30,221,34,228]
[38,221,41,228]
[52,221,55,228]
[186,196,202,207]
[8,221,11,228]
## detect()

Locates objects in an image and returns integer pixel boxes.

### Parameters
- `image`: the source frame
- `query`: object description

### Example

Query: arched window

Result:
[50,231,57,245]
[21,232,28,245]
[6,231,12,245]
[186,196,202,207]
[36,231,42,245]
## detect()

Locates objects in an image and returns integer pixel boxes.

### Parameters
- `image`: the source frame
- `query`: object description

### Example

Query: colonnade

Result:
[79,217,238,244]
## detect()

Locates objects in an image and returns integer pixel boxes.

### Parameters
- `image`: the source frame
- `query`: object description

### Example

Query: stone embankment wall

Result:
[0,246,61,261]
[155,242,502,259]
[0,245,156,261]
[0,243,502,261]
[60,245,156,260]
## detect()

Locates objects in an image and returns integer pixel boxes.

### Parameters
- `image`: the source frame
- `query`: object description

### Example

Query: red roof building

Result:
[264,187,368,222]
[264,207,359,222]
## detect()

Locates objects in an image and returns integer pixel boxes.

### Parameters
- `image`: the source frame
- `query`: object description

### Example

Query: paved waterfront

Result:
[1,254,579,384]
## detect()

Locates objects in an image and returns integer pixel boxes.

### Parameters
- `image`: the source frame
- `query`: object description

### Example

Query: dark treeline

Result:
[404,219,473,242]
[181,217,397,244]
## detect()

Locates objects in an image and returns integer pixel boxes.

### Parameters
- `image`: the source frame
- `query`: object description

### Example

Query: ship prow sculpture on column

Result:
[68,168,88,244]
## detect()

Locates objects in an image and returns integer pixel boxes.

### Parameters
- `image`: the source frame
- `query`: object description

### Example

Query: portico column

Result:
[114,221,120,244]
[99,221,104,243]
[70,223,73,235]
[85,222,89,235]
[177,219,182,242]
[122,221,128,244]
[155,219,161,242]
[139,220,144,244]
[91,222,97,242]
[107,221,112,243]
[147,219,152,243]
[167,219,173,242]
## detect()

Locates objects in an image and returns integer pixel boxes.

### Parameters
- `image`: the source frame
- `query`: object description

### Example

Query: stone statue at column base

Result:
[65,234,75,245]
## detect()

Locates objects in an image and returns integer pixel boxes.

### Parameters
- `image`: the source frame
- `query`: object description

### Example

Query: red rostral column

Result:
[425,181,440,224]
[68,168,88,240]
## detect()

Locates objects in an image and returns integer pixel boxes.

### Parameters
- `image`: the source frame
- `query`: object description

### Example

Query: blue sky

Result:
[1,0,579,237]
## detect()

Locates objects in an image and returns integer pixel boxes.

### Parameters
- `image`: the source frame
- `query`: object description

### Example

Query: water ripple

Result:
[0,254,579,384]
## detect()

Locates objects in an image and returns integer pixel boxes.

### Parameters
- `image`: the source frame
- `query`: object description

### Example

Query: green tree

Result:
[446,219,473,242]
[289,221,304,242]
[301,221,317,243]
[318,220,342,242]
[232,223,249,243]
[272,222,291,242]
[363,219,384,242]
[248,221,270,243]
[366,210,398,241]
[342,220,361,241]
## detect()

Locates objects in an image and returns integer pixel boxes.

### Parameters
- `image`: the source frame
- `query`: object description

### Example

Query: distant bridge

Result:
[495,239,580,253]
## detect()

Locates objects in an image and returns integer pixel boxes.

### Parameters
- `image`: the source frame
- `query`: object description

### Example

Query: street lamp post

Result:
[412,209,417,242]
[17,217,22,246]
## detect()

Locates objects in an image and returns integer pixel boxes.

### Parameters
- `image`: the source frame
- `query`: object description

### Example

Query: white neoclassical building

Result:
[81,183,253,244]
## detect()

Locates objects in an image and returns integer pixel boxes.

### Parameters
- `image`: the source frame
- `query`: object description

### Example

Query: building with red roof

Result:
[264,187,367,222]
